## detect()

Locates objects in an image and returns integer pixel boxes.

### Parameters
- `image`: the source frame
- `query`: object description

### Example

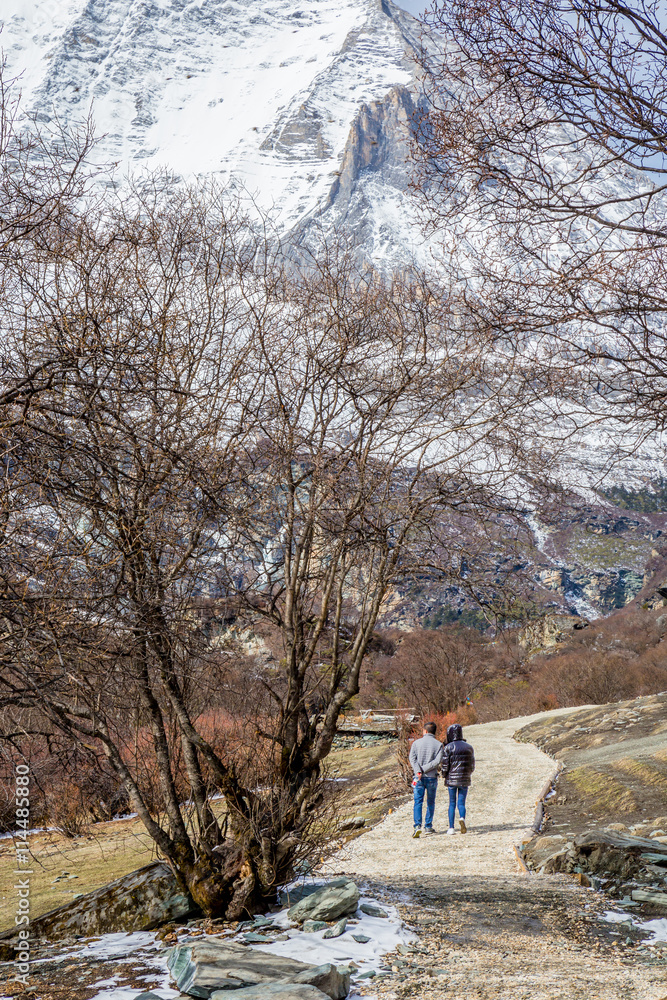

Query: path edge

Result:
[512,732,564,874]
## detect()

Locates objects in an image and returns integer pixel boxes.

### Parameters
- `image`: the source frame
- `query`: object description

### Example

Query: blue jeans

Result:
[448,786,468,827]
[413,776,438,829]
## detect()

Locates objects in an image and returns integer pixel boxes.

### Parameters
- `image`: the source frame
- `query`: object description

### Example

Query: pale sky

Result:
[397,0,428,16]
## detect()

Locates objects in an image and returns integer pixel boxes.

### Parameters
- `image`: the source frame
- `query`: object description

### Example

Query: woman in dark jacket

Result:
[441,723,475,834]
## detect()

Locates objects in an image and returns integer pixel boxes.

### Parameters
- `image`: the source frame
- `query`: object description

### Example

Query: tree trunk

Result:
[174,840,266,919]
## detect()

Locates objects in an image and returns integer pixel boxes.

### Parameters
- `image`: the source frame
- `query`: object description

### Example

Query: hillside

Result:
[3,0,667,496]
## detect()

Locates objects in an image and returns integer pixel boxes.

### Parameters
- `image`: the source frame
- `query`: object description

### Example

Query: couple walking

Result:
[409,721,475,838]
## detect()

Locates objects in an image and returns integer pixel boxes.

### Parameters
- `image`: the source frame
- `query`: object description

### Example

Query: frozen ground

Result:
[0,890,415,999]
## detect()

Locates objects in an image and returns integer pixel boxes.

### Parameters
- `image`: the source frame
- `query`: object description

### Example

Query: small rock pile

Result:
[140,879,377,1000]
[332,734,396,749]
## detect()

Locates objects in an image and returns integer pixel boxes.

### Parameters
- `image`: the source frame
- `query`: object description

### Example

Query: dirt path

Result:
[332,709,667,1000]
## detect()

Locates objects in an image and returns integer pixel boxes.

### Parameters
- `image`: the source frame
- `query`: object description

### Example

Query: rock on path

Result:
[332,709,667,999]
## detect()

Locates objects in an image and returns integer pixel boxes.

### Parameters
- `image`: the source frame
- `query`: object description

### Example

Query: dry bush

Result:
[395,712,417,790]
[0,736,128,835]
[359,625,502,715]
[472,639,667,721]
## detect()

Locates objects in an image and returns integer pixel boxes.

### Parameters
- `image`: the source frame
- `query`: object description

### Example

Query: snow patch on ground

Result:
[636,916,667,944]
[41,932,176,999]
[38,930,159,964]
[38,889,415,999]
[249,893,417,978]
[601,908,667,946]
[0,826,58,840]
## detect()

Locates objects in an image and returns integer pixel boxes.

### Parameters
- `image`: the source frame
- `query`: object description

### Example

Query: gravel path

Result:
[332,709,667,999]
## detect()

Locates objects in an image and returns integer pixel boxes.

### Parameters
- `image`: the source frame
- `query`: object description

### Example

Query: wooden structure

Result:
[336,709,416,735]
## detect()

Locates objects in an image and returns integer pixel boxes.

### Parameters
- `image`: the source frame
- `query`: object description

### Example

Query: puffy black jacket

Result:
[441,724,475,787]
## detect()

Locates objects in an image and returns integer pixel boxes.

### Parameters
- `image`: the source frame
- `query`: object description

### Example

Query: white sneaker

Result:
[446,828,455,835]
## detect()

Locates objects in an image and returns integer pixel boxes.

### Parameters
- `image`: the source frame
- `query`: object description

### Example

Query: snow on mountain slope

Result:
[1,0,432,264]
[3,0,666,492]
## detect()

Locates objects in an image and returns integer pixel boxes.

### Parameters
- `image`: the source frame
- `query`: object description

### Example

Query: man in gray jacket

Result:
[408,722,443,838]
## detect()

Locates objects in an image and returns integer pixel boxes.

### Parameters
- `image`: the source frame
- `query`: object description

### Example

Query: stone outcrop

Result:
[631,889,667,907]
[167,939,350,999]
[0,862,197,959]
[322,917,347,939]
[525,829,667,879]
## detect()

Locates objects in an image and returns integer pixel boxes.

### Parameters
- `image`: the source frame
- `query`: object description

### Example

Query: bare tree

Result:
[0,53,97,413]
[386,626,489,716]
[413,0,667,436]
[0,170,553,916]
[0,180,269,915]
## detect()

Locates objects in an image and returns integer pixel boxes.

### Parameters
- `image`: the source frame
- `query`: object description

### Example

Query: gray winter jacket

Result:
[409,733,443,779]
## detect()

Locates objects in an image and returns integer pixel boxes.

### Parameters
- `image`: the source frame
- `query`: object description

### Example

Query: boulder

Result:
[577,830,667,853]
[134,995,198,999]
[211,987,329,1000]
[339,817,365,831]
[533,835,568,852]
[359,902,388,918]
[287,881,359,923]
[279,964,349,998]
[303,920,328,933]
[0,862,197,957]
[640,852,667,867]
[537,849,571,874]
[167,939,349,999]
[134,994,195,1000]
[280,878,349,908]
[135,994,180,1000]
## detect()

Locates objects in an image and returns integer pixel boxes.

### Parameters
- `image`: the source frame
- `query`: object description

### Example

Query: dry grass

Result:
[0,815,157,933]
[565,766,638,814]
[517,693,667,838]
[612,756,667,790]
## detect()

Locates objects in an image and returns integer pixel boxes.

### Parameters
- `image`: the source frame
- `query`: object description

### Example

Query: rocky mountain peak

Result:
[2,0,433,264]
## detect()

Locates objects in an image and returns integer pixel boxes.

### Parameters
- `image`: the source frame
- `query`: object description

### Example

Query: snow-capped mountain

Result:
[3,0,667,496]
[1,0,433,265]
